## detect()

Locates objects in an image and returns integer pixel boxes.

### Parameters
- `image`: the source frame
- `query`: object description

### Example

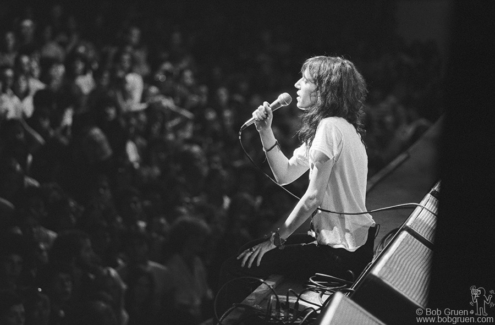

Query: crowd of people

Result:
[0,1,443,325]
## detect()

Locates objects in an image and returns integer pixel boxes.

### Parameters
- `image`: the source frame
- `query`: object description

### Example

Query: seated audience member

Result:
[91,267,128,325]
[0,65,23,120]
[123,265,155,325]
[0,30,17,67]
[36,262,74,325]
[115,187,146,231]
[48,230,97,303]
[117,230,173,324]
[165,216,213,325]
[13,53,45,99]
[0,118,45,175]
[0,233,27,292]
[0,156,30,206]
[0,290,25,325]
[12,73,34,119]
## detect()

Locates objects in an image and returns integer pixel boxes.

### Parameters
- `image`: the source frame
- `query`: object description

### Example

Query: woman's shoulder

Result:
[319,116,347,129]
[320,117,353,130]
[321,116,348,123]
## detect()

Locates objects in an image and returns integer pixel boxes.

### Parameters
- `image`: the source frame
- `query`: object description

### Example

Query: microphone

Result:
[240,93,292,131]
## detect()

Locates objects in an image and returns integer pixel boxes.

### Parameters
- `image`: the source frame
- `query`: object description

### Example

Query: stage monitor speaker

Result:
[316,292,385,325]
[402,181,440,248]
[350,230,432,325]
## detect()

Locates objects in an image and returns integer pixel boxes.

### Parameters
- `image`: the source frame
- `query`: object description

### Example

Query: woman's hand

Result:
[252,102,273,132]
[237,239,276,268]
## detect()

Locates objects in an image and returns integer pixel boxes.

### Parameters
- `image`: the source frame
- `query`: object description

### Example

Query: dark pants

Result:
[220,226,376,284]
[215,227,376,318]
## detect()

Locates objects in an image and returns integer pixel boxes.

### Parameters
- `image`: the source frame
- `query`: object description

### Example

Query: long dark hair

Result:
[296,56,367,148]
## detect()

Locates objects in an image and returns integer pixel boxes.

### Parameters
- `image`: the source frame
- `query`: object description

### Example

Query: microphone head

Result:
[278,93,292,106]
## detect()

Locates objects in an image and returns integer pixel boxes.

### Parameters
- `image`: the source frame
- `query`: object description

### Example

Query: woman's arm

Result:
[20,117,45,153]
[254,102,308,184]
[279,149,333,239]
[239,149,333,268]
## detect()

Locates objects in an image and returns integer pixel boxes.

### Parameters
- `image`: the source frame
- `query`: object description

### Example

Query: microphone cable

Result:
[238,129,438,217]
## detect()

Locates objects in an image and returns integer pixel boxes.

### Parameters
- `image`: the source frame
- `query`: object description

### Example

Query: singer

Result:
[221,56,376,284]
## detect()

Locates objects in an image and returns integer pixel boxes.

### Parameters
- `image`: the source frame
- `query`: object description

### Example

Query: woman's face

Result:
[20,19,34,40]
[181,69,194,87]
[119,53,132,72]
[18,55,31,74]
[30,59,41,79]
[97,70,110,87]
[49,63,64,82]
[103,105,117,121]
[4,31,16,51]
[2,68,14,89]
[294,68,317,110]
[13,74,29,97]
[126,27,141,47]
[216,87,228,105]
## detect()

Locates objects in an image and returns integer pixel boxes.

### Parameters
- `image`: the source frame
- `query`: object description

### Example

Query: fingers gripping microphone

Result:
[240,93,292,131]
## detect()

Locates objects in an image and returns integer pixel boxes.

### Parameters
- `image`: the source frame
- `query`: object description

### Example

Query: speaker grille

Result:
[318,292,384,325]
[372,231,432,307]
[405,193,438,245]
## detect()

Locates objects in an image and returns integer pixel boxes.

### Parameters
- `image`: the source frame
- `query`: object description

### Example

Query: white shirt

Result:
[0,90,23,119]
[292,117,375,251]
